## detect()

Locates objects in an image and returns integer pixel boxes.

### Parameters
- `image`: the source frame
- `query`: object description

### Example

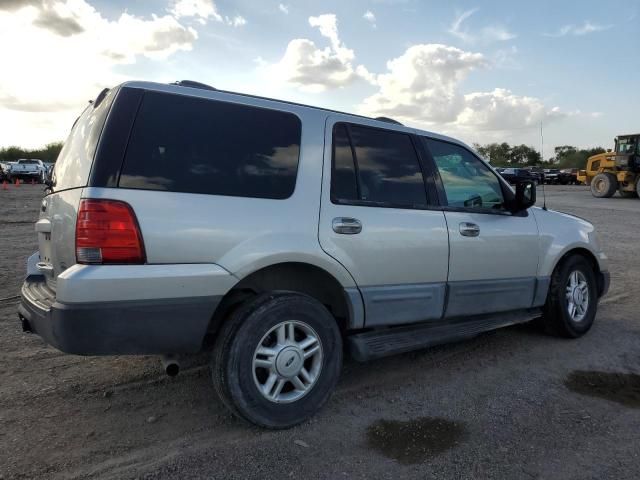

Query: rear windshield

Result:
[52,88,118,192]
[119,91,301,199]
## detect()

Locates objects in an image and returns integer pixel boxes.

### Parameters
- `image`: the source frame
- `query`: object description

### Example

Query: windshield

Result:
[617,137,638,155]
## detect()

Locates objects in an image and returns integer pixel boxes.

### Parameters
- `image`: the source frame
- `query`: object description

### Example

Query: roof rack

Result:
[163,80,407,126]
[375,116,403,126]
[171,80,217,91]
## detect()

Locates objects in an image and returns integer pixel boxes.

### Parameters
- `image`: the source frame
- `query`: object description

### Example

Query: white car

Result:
[7,158,47,183]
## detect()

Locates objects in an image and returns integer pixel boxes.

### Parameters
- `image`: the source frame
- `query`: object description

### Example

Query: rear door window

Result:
[119,92,301,199]
[330,123,427,208]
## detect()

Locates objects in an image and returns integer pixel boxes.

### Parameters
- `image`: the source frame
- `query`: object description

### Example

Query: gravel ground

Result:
[1,184,639,479]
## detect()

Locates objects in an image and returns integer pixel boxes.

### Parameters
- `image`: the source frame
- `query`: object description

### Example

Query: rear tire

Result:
[541,255,598,338]
[211,292,343,429]
[590,173,617,198]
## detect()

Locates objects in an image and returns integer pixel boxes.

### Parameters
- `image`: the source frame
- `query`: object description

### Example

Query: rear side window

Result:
[52,87,118,191]
[331,123,427,207]
[119,92,301,199]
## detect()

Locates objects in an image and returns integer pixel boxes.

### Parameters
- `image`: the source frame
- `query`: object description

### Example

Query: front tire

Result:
[211,292,343,429]
[541,255,598,338]
[590,173,617,198]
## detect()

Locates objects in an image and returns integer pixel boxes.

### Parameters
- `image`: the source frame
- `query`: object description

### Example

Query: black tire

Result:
[636,176,640,198]
[211,292,343,429]
[590,173,617,198]
[541,255,598,338]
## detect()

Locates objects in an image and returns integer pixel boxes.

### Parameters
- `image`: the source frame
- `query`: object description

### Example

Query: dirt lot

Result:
[1,184,639,479]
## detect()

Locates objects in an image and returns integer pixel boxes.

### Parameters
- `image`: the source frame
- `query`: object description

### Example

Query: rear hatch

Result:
[37,88,118,290]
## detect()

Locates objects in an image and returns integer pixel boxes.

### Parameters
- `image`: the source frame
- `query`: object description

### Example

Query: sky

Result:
[0,0,638,159]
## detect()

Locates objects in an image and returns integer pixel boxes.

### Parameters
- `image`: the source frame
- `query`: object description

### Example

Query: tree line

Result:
[0,142,63,164]
[0,140,606,170]
[473,142,606,169]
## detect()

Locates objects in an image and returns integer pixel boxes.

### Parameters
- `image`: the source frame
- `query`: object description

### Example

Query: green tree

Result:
[0,142,63,163]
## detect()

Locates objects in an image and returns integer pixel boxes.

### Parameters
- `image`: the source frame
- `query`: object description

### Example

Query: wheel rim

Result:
[565,270,590,322]
[594,178,604,193]
[252,320,323,403]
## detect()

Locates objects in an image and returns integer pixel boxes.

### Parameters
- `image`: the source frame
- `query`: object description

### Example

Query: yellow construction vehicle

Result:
[577,134,640,198]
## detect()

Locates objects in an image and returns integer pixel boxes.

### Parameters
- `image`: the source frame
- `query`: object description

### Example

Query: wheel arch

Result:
[550,247,607,297]
[203,261,364,349]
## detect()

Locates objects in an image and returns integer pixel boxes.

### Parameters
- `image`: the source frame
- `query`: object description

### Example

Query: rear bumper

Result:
[19,274,222,355]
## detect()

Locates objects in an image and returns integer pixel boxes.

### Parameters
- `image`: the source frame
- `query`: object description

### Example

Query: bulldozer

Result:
[577,134,640,198]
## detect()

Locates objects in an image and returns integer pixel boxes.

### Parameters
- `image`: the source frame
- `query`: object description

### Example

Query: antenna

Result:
[540,121,547,210]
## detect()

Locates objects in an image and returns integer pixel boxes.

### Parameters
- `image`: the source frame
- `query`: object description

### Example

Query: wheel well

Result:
[553,248,601,284]
[555,248,600,275]
[203,263,350,348]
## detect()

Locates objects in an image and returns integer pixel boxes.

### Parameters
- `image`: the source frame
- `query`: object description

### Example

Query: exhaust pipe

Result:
[161,355,180,377]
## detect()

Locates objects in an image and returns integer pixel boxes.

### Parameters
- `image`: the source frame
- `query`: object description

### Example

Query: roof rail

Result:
[92,88,110,108]
[375,116,403,126]
[171,80,216,91]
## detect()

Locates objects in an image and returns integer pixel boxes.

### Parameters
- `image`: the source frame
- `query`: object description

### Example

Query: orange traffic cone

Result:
[31,178,35,185]
[1,180,7,190]
[15,178,20,186]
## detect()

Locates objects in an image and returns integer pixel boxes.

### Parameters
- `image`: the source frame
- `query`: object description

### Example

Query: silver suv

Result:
[19,81,610,428]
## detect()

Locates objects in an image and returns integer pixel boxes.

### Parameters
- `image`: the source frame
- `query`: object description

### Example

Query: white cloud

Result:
[278,3,289,14]
[269,13,370,92]
[457,88,563,131]
[170,0,221,22]
[448,8,516,44]
[225,15,246,27]
[363,10,376,28]
[0,0,199,147]
[544,21,612,37]
[360,44,487,123]
[359,44,562,134]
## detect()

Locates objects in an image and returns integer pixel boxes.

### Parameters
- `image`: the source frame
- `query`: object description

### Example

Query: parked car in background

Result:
[560,168,580,185]
[7,159,48,183]
[543,168,562,184]
[0,163,8,182]
[524,166,545,184]
[498,167,540,185]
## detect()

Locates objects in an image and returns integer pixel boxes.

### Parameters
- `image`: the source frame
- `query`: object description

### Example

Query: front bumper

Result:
[19,274,222,355]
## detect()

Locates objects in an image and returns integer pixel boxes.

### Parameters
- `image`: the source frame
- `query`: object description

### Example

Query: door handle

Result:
[459,222,480,237]
[332,217,362,235]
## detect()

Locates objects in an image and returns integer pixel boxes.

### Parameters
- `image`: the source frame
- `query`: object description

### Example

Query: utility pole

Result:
[540,121,544,163]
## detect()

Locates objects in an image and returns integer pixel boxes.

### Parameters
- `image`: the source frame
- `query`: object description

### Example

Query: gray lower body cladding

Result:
[348,308,542,362]
[19,275,219,355]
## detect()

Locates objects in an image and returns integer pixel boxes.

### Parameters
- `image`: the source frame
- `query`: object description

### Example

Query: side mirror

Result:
[512,180,536,212]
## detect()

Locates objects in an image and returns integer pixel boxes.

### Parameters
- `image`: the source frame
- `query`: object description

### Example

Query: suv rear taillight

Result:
[76,199,145,264]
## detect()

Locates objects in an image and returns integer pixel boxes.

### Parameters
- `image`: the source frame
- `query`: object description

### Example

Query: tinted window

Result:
[423,138,505,210]
[332,124,426,207]
[52,87,118,192]
[120,92,301,199]
[331,124,358,202]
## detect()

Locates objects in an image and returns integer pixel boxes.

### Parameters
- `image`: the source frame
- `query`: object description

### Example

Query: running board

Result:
[348,309,541,362]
